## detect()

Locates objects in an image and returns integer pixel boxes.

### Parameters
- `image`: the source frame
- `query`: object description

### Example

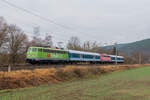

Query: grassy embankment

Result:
[0,65,140,90]
[0,65,150,100]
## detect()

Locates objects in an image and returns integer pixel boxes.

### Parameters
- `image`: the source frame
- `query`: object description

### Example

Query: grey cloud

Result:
[0,0,150,45]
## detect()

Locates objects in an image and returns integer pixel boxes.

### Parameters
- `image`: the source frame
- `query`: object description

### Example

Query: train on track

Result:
[26,47,124,64]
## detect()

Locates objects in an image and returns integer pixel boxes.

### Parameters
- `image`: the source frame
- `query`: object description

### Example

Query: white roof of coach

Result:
[109,55,124,58]
[68,50,100,56]
[117,56,124,58]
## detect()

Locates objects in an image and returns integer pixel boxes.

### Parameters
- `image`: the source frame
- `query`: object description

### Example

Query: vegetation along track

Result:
[0,63,116,72]
[0,66,150,100]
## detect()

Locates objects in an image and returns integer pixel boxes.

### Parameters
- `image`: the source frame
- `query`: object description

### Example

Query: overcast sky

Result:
[0,0,150,46]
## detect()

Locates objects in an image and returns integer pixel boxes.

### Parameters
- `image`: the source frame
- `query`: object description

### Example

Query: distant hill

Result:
[104,43,127,50]
[104,38,150,56]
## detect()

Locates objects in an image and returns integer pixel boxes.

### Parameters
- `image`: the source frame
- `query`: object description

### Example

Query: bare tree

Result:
[131,51,148,64]
[83,41,91,51]
[110,46,117,55]
[0,17,8,48]
[7,24,28,65]
[31,36,43,47]
[123,51,149,64]
[67,37,103,52]
[42,33,53,47]
[90,41,100,52]
[31,34,53,47]
[67,36,81,50]
[82,41,100,53]
[30,26,43,47]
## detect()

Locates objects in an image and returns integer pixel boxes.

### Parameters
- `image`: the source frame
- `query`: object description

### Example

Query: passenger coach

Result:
[109,55,124,63]
[68,50,100,63]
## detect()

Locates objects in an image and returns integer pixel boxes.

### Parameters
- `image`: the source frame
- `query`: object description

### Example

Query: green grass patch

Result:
[0,66,150,100]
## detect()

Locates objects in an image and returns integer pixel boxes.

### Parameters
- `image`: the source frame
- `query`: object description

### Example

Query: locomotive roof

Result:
[29,46,66,51]
[68,50,100,56]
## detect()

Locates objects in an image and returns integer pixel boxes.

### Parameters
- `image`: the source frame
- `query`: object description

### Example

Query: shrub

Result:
[0,64,143,90]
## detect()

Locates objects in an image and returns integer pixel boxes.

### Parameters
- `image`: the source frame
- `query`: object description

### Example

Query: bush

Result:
[0,64,143,90]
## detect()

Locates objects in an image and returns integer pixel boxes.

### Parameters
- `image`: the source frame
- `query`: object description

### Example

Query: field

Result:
[0,66,150,100]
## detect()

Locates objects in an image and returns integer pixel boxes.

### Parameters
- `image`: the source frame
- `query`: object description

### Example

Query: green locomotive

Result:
[26,47,69,64]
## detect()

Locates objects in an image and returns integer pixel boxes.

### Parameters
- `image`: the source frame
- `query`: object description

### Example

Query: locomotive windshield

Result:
[32,48,38,52]
[28,48,38,52]
[27,48,32,52]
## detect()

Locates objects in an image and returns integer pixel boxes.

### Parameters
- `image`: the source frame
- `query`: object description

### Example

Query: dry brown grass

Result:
[0,64,143,90]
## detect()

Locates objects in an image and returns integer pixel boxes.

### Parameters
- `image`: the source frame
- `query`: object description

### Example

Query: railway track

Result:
[0,63,113,72]
[0,64,64,72]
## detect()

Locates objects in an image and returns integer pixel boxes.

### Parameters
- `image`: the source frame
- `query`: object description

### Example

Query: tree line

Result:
[0,17,149,65]
[0,17,53,65]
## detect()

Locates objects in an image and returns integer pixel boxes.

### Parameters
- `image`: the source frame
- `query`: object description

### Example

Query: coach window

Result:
[83,55,87,58]
[94,56,99,59]
[90,55,93,59]
[112,57,115,60]
[83,55,85,58]
[72,53,80,58]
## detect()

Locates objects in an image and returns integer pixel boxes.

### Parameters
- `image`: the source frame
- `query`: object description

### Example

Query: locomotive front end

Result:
[26,47,39,64]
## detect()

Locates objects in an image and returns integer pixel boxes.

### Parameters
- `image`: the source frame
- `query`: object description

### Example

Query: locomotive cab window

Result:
[32,48,38,52]
[28,48,32,52]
